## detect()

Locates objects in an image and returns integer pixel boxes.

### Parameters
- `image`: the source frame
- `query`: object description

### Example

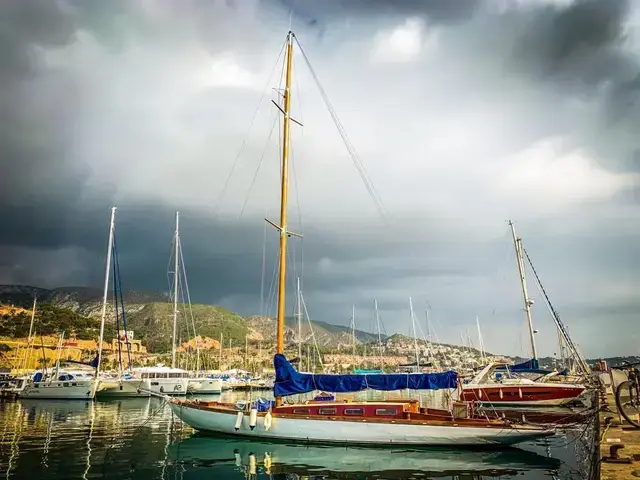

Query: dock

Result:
[598,372,640,479]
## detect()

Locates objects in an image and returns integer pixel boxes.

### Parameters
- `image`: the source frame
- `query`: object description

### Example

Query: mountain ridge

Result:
[0,284,386,352]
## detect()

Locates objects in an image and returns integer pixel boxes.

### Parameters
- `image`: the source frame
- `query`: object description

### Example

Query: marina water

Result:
[0,390,595,479]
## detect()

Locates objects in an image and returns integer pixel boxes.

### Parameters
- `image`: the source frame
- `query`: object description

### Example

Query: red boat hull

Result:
[461,384,585,406]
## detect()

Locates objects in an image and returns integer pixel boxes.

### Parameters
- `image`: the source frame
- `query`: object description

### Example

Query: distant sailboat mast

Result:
[171,211,180,369]
[97,207,116,377]
[409,297,419,369]
[374,298,383,371]
[297,277,302,370]
[21,294,37,371]
[476,316,486,364]
[351,305,356,358]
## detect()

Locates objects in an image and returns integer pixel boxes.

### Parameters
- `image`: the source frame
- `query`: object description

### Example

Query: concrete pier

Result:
[599,371,640,479]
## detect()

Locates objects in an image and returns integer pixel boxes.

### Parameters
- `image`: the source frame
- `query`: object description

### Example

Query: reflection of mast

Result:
[82,400,96,480]
[42,410,54,468]
[6,403,24,478]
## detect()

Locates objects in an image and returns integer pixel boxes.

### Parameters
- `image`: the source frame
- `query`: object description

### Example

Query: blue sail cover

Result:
[273,354,458,397]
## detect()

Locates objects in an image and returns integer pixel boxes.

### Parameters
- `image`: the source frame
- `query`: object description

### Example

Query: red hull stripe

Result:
[461,386,583,403]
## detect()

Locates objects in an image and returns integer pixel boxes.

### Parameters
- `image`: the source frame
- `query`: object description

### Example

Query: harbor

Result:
[0,391,598,479]
[1,1,638,479]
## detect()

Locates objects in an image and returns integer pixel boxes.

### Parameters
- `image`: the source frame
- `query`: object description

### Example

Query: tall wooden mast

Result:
[275,31,294,406]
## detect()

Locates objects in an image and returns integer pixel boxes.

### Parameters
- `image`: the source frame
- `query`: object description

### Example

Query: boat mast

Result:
[297,277,302,369]
[476,315,486,364]
[97,207,116,377]
[508,220,538,360]
[374,298,383,371]
[274,31,295,407]
[409,297,419,370]
[21,294,37,371]
[351,305,356,358]
[219,332,223,369]
[171,211,180,369]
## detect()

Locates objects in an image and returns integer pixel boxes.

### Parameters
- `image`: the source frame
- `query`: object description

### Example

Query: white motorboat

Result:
[134,366,189,396]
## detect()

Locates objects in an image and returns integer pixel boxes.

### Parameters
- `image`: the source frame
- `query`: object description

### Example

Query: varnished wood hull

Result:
[169,400,552,447]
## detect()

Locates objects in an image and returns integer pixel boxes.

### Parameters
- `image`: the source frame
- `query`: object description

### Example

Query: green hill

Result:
[125,302,248,352]
[0,303,115,340]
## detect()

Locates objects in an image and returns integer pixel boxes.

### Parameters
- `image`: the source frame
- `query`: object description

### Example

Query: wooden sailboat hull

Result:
[169,401,552,447]
[461,383,585,407]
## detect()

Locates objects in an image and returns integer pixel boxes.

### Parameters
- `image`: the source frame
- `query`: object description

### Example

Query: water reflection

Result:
[168,435,561,478]
[0,397,590,480]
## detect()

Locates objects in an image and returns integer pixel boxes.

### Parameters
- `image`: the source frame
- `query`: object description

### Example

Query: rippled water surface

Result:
[0,393,596,479]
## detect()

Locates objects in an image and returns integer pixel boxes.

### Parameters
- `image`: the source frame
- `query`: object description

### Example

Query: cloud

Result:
[1,0,639,358]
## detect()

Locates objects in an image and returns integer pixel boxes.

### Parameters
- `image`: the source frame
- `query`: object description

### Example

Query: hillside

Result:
[246,315,386,348]
[0,302,115,341]
[0,285,389,354]
[125,302,247,352]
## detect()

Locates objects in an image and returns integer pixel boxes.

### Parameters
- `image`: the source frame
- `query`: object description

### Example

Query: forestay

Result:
[274,354,458,397]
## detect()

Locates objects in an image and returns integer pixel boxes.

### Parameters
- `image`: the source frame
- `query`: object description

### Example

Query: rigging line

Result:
[112,235,132,369]
[177,244,198,370]
[111,242,123,373]
[300,292,325,371]
[290,121,304,294]
[266,242,280,320]
[238,114,279,218]
[522,246,589,375]
[212,39,287,217]
[293,35,387,221]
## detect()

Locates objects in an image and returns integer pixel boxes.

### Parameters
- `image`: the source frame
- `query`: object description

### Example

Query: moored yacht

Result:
[20,369,98,400]
[96,372,151,398]
[134,366,189,395]
[459,361,586,407]
[187,376,223,394]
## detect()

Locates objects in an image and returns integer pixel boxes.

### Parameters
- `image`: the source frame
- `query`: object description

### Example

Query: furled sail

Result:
[274,354,457,397]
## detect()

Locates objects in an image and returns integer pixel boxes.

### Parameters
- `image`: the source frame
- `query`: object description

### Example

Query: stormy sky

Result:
[1,0,639,358]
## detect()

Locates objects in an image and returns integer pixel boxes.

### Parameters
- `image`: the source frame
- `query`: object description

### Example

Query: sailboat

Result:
[169,31,552,446]
[20,332,99,399]
[134,212,190,396]
[96,207,151,398]
[460,221,586,407]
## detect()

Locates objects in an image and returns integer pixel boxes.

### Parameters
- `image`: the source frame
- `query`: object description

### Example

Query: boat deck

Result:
[173,398,545,431]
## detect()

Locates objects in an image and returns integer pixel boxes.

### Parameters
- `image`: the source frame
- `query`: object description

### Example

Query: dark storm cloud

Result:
[0,0,136,210]
[512,0,632,86]
[279,0,484,25]
[1,0,639,357]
